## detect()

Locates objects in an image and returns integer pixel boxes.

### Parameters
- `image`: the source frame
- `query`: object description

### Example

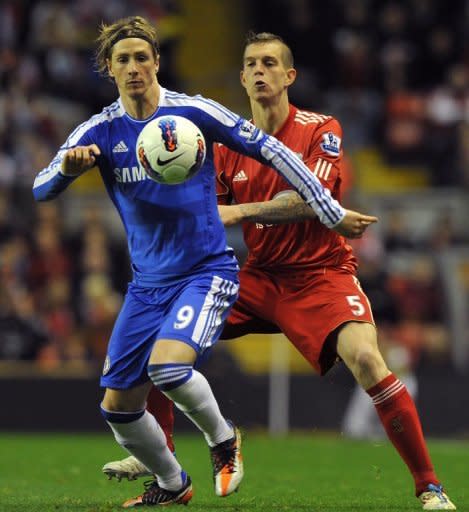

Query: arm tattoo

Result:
[238,192,317,224]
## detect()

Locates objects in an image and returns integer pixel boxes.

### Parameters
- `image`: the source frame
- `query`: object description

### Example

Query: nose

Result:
[253,62,264,74]
[127,59,138,74]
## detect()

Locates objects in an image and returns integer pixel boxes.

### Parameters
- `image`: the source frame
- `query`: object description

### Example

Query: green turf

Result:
[0,432,466,511]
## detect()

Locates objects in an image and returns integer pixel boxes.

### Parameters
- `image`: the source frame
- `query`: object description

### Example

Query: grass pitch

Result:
[0,432,467,511]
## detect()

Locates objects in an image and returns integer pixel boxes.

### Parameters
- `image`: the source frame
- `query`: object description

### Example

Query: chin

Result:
[251,91,265,100]
[254,94,272,104]
[126,89,144,99]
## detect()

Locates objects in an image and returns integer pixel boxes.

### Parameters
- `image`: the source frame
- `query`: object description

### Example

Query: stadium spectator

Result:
[388,256,442,323]
[383,209,417,251]
[0,282,48,361]
[106,31,455,510]
[425,64,469,187]
[32,15,374,509]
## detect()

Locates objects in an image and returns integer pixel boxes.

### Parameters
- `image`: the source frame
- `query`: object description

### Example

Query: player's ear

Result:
[154,53,160,74]
[240,70,247,89]
[285,68,296,87]
[106,58,114,78]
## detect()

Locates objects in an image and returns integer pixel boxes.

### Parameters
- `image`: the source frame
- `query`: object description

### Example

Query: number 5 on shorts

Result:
[346,295,366,316]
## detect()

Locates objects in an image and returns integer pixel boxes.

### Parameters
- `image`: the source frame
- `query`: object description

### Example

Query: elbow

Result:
[32,186,50,202]
[32,187,42,202]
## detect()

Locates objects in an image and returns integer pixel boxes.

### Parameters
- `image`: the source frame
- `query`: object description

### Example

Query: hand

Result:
[333,209,378,238]
[218,204,243,226]
[61,144,101,176]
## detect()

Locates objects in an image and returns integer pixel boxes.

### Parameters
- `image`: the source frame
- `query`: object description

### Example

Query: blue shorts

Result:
[100,271,239,389]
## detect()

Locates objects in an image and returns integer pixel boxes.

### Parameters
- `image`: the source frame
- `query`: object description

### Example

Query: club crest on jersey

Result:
[320,132,341,157]
[158,118,178,152]
[238,120,263,143]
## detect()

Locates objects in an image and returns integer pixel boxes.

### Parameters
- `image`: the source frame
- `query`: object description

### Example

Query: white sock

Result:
[107,410,183,490]
[163,369,234,447]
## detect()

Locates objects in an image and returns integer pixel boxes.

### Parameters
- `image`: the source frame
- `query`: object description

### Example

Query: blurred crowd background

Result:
[1,0,469,408]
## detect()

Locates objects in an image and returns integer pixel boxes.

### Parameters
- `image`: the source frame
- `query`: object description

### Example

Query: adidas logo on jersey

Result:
[112,140,129,153]
[233,170,248,182]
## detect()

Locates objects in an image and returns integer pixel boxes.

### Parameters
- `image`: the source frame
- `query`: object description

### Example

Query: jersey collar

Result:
[272,104,296,138]
[118,85,166,123]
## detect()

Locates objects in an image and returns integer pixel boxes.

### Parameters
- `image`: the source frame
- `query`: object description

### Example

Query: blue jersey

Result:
[33,87,345,286]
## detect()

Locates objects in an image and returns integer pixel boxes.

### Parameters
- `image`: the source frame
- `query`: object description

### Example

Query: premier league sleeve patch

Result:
[320,131,341,157]
[237,119,263,143]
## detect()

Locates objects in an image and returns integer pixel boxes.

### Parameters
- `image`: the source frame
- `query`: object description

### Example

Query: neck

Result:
[250,95,290,135]
[120,83,160,120]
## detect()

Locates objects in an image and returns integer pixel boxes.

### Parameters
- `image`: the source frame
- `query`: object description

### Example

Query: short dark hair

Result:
[95,16,159,78]
[244,31,294,68]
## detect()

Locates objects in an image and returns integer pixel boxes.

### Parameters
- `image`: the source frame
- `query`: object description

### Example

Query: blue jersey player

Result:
[32,16,378,508]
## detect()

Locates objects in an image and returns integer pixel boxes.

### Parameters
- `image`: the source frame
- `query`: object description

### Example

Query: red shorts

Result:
[222,264,375,375]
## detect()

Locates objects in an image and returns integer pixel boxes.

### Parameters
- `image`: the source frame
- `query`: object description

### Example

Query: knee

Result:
[100,405,145,424]
[353,347,383,376]
[101,386,148,414]
[348,344,390,387]
[101,393,129,413]
[339,324,382,374]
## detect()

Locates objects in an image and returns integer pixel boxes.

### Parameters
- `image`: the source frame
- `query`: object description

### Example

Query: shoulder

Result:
[293,107,341,133]
[161,88,239,127]
[68,100,125,144]
[87,100,125,128]
[292,107,343,156]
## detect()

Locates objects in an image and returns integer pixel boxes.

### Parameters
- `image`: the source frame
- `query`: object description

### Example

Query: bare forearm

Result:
[238,192,317,224]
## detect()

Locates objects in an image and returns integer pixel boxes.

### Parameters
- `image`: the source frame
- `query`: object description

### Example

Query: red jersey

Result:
[215,105,357,273]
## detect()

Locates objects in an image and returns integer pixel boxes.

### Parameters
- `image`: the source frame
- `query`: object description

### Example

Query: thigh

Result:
[157,271,239,355]
[277,270,375,375]
[101,284,165,390]
[221,265,281,339]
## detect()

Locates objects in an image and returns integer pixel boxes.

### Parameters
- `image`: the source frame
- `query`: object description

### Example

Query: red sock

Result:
[366,374,438,495]
[147,387,175,453]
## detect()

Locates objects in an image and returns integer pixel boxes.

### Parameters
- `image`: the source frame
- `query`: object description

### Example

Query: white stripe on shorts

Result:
[192,275,239,350]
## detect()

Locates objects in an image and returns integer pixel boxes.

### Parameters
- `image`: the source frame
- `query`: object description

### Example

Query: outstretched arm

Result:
[219,191,315,225]
[218,191,377,238]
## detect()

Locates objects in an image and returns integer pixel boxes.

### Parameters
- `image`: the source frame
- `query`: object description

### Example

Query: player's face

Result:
[107,38,159,100]
[241,41,296,103]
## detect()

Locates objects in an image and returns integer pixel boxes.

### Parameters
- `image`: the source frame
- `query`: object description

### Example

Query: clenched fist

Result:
[61,144,101,176]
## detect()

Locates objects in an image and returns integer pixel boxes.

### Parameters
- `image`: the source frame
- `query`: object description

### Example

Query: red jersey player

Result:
[212,32,454,511]
[102,31,455,511]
